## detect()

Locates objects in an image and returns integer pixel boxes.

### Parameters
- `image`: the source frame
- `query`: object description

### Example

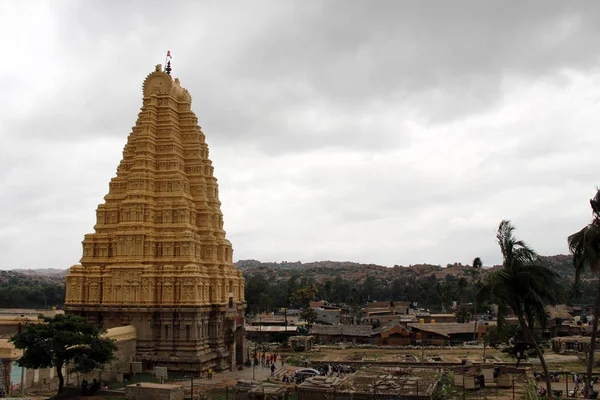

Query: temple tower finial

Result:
[164,50,172,75]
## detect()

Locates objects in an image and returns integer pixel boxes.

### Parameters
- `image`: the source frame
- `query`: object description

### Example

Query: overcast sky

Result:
[1,1,600,270]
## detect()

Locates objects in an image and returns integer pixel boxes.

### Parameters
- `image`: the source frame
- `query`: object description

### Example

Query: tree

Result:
[10,314,117,394]
[568,188,600,398]
[258,293,273,313]
[291,285,318,308]
[457,277,468,303]
[484,325,536,367]
[470,257,483,339]
[479,220,560,397]
[300,308,318,328]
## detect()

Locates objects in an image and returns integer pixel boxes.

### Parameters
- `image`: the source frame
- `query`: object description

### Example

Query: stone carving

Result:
[64,64,246,370]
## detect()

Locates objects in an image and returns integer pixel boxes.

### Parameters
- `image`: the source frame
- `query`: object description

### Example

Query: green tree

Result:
[470,257,483,339]
[568,188,600,398]
[479,220,560,397]
[484,325,536,367]
[457,277,468,303]
[258,293,273,313]
[300,307,318,328]
[291,285,318,308]
[10,314,117,394]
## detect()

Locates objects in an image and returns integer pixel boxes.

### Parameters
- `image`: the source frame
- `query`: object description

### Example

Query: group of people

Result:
[253,351,280,367]
[81,378,108,395]
[253,351,284,377]
[536,373,599,399]
[321,364,352,377]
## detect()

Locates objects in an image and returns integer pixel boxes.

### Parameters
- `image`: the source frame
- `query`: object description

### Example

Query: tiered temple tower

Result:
[64,64,246,371]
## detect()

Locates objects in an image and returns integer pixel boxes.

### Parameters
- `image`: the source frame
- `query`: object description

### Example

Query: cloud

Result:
[1,1,600,270]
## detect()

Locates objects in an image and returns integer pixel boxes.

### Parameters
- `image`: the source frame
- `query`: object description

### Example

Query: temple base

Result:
[65,304,245,372]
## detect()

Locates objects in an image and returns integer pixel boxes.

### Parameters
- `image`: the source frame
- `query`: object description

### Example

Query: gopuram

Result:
[64,61,246,371]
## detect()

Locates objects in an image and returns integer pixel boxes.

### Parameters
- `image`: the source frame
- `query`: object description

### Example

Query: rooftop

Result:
[407,322,476,337]
[310,324,373,337]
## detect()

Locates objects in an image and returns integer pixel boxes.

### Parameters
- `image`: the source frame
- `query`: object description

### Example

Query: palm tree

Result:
[479,220,560,397]
[470,257,483,340]
[568,188,600,398]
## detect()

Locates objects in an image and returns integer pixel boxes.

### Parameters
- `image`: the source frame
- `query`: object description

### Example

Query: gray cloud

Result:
[1,1,600,270]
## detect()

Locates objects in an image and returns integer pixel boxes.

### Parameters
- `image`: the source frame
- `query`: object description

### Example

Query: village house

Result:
[244,325,299,342]
[372,321,411,346]
[408,322,480,346]
[362,301,414,327]
[309,324,373,344]
[314,308,342,325]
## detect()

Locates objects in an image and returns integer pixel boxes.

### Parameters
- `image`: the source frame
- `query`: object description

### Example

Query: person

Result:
[90,379,99,393]
[81,379,89,395]
[208,367,213,380]
[271,363,276,377]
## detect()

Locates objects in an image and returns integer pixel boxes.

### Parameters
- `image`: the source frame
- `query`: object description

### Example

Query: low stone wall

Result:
[125,383,184,400]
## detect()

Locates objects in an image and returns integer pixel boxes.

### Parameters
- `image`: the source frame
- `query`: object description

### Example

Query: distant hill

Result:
[0,270,66,309]
[11,268,69,277]
[0,254,578,305]
[3,254,577,284]
[234,254,578,283]
[0,269,66,286]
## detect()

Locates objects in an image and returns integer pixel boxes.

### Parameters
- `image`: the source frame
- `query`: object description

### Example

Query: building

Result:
[1,323,137,394]
[362,301,413,327]
[0,309,63,337]
[415,313,457,324]
[551,336,600,354]
[546,304,575,337]
[244,326,298,342]
[372,321,411,346]
[248,315,300,326]
[298,367,437,399]
[408,322,478,345]
[309,324,372,344]
[314,308,341,325]
[63,63,246,371]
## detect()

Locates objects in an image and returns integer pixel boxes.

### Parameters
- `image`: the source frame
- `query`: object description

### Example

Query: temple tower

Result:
[64,64,246,371]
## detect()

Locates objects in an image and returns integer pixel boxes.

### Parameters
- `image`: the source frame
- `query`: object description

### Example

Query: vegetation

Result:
[484,325,536,367]
[0,270,65,309]
[300,307,318,328]
[479,220,561,397]
[243,255,582,316]
[10,314,117,394]
[568,188,600,398]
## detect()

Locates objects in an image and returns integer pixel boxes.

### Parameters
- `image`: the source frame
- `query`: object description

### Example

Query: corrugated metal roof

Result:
[407,322,476,337]
[310,324,372,337]
[245,326,298,333]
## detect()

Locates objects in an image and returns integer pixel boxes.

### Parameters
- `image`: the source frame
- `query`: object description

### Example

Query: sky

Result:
[1,1,600,270]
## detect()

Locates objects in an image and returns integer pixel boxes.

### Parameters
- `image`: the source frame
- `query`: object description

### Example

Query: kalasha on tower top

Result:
[64,55,246,370]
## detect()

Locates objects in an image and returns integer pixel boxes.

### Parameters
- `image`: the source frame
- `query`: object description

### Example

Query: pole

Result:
[512,376,515,400]
[252,337,256,380]
[190,374,194,400]
[20,366,25,394]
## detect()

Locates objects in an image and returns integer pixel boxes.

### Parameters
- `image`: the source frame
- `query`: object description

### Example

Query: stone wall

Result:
[125,383,184,400]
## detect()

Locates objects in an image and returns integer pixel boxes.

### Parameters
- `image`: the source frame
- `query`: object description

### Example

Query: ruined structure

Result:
[64,64,245,371]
